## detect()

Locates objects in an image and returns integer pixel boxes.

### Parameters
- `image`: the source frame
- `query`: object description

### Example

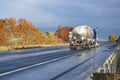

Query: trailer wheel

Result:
[70,47,73,50]
[70,47,74,50]
[70,46,77,50]
[88,45,91,48]
[74,47,77,50]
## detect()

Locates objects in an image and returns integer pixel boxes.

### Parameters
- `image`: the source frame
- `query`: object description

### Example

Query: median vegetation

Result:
[0,18,73,51]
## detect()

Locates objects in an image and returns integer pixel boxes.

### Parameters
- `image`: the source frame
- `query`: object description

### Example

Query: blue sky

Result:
[0,0,120,32]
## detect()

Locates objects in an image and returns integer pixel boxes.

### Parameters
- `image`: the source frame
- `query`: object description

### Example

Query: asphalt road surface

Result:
[0,42,118,80]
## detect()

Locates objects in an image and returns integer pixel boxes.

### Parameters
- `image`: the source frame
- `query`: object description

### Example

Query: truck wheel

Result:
[70,47,73,50]
[87,45,91,49]
[74,47,77,50]
[70,47,77,50]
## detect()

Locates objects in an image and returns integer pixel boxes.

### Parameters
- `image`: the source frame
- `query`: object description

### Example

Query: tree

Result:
[109,34,117,41]
[18,18,42,45]
[55,25,73,42]
[0,23,6,45]
[0,18,42,46]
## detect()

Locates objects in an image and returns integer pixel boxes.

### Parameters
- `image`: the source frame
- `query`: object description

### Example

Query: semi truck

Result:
[69,25,99,50]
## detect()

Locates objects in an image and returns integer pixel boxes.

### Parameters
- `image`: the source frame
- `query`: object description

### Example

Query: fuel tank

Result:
[72,25,94,41]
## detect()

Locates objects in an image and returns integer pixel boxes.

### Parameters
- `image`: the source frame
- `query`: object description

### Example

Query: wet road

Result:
[0,42,118,80]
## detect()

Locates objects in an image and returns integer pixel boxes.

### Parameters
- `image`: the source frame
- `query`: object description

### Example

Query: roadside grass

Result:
[0,43,69,52]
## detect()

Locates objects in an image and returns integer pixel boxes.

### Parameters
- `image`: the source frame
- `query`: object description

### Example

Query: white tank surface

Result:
[72,25,94,40]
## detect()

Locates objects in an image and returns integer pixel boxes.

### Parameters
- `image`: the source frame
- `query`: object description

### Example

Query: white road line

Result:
[0,55,70,77]
[0,48,69,61]
[0,47,94,77]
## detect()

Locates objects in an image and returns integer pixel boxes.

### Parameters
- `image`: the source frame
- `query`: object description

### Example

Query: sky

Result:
[0,0,120,37]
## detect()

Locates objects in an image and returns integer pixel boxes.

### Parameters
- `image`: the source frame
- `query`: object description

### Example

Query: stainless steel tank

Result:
[72,25,94,41]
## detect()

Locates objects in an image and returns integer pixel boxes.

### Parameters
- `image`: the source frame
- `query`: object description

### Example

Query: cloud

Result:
[0,0,120,29]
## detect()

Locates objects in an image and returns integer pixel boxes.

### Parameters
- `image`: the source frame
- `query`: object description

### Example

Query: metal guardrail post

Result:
[96,51,118,73]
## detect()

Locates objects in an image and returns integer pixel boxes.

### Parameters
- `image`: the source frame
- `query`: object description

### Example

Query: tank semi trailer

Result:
[69,25,99,50]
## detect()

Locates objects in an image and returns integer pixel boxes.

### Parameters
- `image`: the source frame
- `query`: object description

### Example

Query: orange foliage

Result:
[0,24,6,45]
[0,18,42,46]
[55,25,73,42]
[0,18,68,46]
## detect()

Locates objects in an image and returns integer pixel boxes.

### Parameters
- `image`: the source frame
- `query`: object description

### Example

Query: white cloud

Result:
[0,0,120,29]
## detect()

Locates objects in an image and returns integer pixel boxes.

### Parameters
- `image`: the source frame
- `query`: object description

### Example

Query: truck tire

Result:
[70,46,77,50]
[74,47,77,50]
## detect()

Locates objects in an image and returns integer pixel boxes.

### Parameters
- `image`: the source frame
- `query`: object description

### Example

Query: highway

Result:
[0,42,118,80]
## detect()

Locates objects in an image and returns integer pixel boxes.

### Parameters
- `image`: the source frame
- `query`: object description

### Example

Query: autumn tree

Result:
[0,19,6,45]
[4,18,18,45]
[41,32,62,44]
[55,25,73,42]
[0,18,42,46]
[18,18,42,45]
[0,18,68,47]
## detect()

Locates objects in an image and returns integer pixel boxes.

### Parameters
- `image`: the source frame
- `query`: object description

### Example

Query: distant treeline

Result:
[0,18,73,46]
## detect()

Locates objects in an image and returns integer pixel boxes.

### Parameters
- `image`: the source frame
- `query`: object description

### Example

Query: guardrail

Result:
[91,45,120,80]
[96,46,120,73]
[97,52,117,73]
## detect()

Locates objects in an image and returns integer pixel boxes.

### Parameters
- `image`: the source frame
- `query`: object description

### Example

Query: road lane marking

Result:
[0,43,112,77]
[0,55,71,77]
[50,56,94,80]
[0,48,69,61]
[0,49,88,77]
